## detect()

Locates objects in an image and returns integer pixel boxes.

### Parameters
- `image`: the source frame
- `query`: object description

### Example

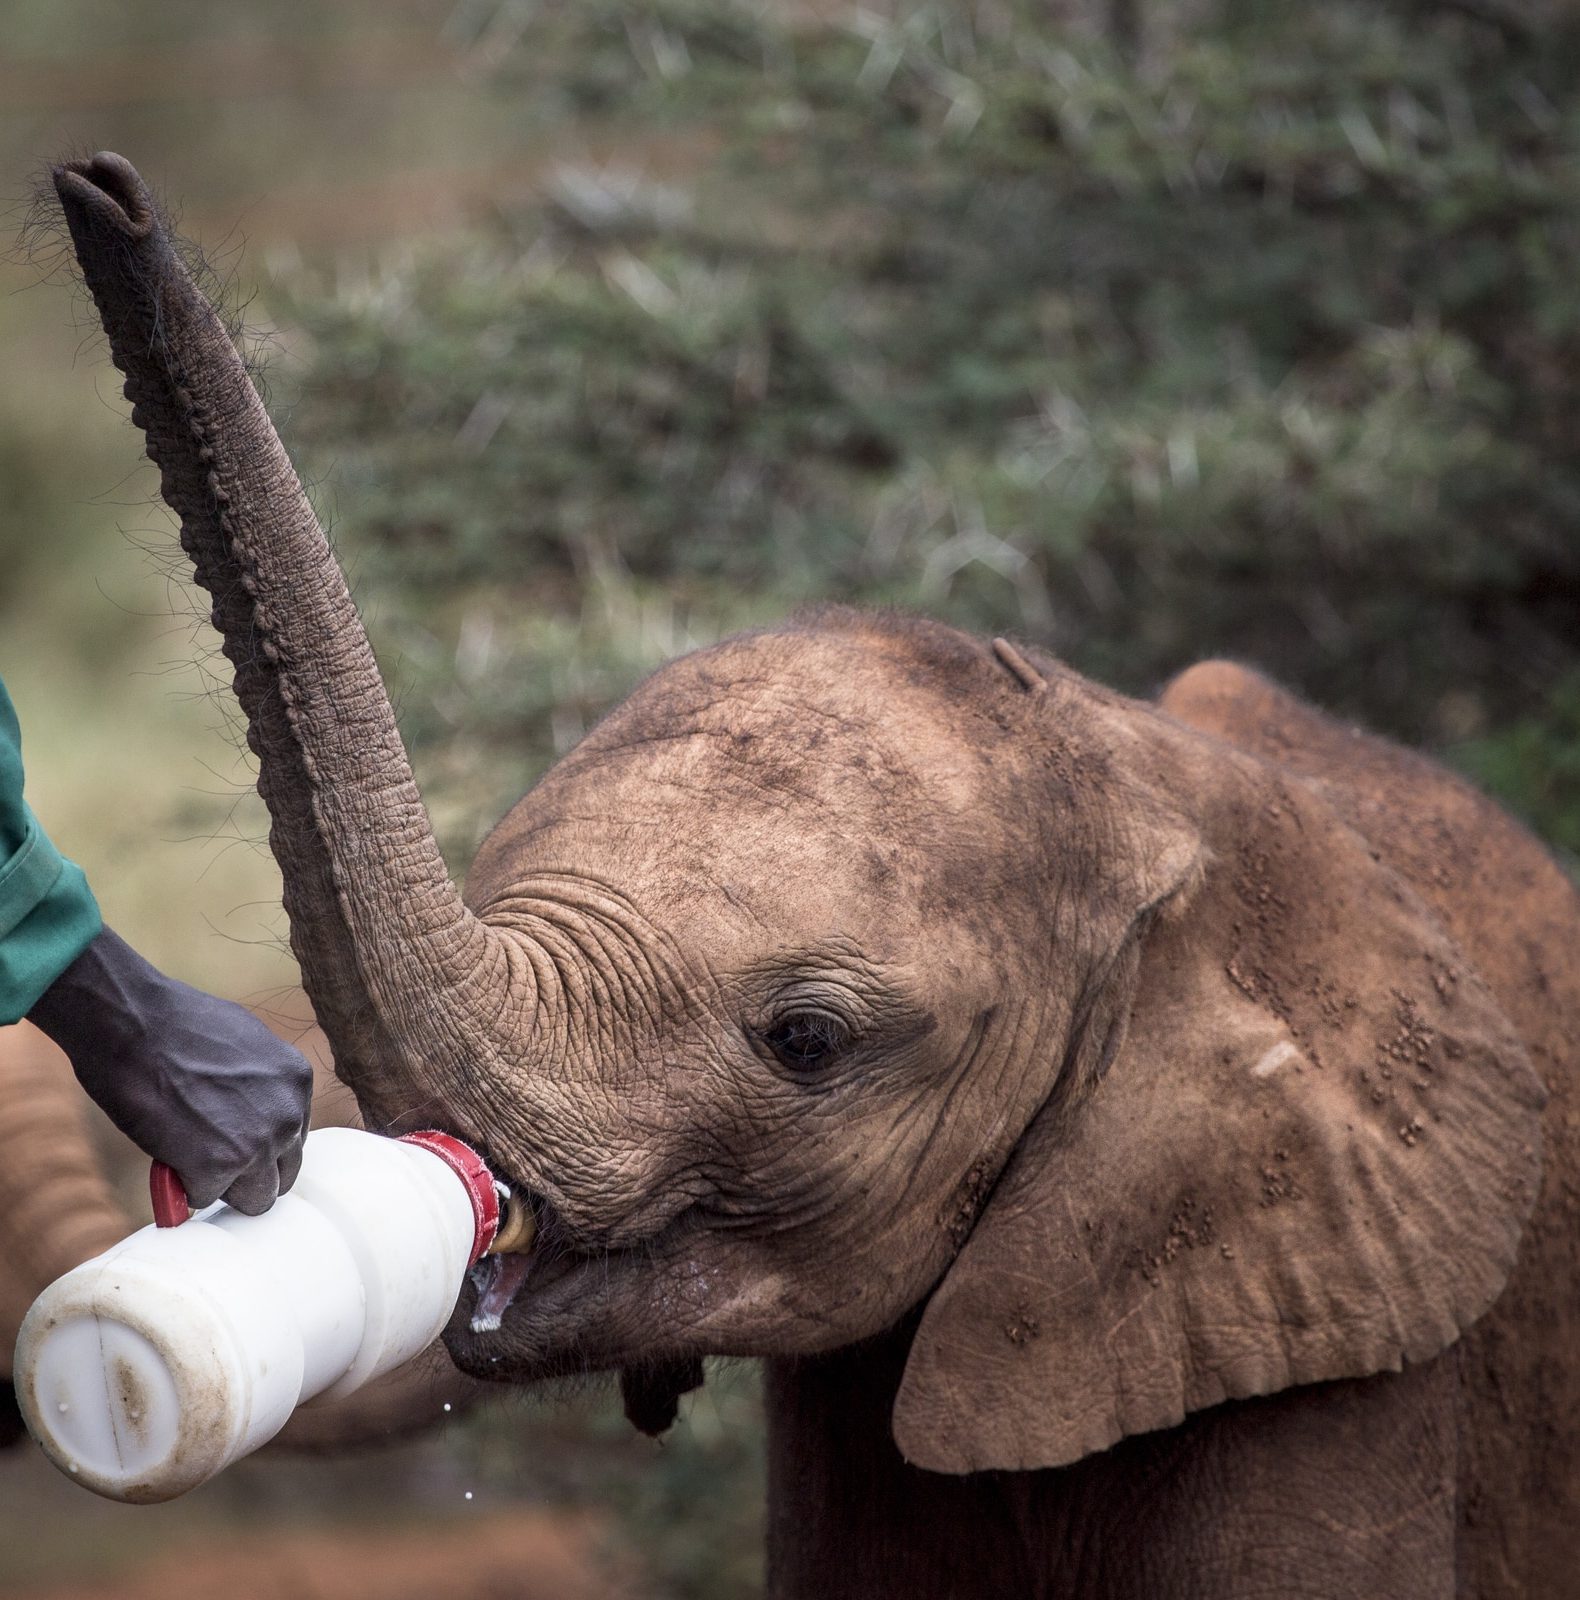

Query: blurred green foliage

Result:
[1458,668,1580,856]
[449,1362,765,1600]
[282,0,1580,862]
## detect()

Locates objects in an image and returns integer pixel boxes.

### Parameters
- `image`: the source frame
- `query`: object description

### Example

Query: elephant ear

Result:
[892,733,1547,1474]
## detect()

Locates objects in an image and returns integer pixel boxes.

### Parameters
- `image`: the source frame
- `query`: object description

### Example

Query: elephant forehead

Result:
[466,627,1035,947]
[480,803,946,960]
[577,638,990,813]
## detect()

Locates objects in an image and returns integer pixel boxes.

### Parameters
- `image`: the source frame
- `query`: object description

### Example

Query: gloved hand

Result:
[28,927,313,1215]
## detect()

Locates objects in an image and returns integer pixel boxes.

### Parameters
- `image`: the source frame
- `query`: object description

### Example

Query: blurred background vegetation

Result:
[2,0,1578,1596]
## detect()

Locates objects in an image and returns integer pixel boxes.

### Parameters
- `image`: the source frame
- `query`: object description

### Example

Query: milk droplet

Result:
[68,1465,78,1474]
[442,1403,452,1412]
[57,1402,69,1414]
[464,1491,474,1501]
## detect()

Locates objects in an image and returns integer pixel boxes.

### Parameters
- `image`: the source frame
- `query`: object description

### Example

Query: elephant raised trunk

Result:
[51,153,525,1121]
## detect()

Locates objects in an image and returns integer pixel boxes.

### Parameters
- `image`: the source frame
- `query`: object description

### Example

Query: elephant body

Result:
[769,1328,1460,1599]
[45,154,1580,1599]
[763,657,1580,1599]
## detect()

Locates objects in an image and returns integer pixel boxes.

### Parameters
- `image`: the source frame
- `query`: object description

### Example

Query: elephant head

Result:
[53,153,1546,1472]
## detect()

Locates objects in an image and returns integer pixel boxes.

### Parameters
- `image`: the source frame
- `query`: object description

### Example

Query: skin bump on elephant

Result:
[41,151,1580,1599]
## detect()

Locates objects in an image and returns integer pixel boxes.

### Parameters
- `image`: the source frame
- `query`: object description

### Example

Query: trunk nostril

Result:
[53,152,154,241]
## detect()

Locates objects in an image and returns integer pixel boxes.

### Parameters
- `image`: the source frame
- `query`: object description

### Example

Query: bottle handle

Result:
[149,1161,192,1228]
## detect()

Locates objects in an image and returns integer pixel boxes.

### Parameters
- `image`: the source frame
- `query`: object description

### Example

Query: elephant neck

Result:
[763,1321,1040,1600]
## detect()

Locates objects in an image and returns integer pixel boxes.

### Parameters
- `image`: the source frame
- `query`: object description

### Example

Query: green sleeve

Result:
[0,675,102,1025]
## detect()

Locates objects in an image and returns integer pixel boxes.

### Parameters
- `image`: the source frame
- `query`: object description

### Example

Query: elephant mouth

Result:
[467,1199,560,1333]
[439,1139,715,1383]
[469,1249,533,1333]
[442,1178,706,1384]
[463,1175,570,1333]
[448,1167,629,1367]
[448,1235,638,1380]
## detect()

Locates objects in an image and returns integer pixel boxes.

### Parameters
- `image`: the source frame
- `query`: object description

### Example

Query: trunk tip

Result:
[53,152,155,244]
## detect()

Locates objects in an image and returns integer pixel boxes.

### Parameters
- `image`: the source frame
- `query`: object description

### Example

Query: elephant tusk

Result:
[488,1186,538,1255]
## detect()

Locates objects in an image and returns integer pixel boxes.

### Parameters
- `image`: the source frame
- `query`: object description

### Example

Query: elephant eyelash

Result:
[757,1010,853,1073]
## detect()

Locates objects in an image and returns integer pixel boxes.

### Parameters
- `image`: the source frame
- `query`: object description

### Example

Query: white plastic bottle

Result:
[12,1127,511,1503]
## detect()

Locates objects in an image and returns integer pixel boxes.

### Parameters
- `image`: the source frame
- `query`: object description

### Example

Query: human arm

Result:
[1,674,310,1214]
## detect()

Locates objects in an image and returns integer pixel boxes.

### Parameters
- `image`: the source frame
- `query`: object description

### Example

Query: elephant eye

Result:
[761,1010,850,1071]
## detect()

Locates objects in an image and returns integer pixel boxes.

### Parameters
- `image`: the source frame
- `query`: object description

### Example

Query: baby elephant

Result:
[53,150,1579,1599]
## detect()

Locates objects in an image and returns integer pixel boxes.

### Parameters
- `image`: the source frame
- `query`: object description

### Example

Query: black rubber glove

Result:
[28,927,313,1215]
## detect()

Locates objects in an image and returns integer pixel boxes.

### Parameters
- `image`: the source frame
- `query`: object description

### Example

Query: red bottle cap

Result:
[397,1131,501,1265]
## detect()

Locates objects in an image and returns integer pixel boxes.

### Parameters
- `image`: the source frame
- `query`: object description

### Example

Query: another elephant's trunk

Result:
[0,1025,128,1374]
[52,154,526,1116]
